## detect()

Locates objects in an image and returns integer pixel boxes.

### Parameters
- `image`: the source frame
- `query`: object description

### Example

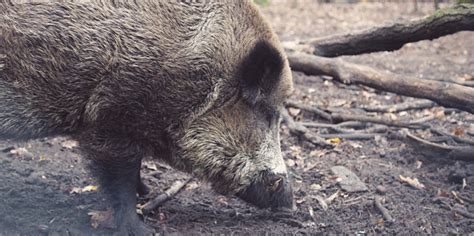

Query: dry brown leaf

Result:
[399,175,425,189]
[437,189,450,197]
[452,127,465,136]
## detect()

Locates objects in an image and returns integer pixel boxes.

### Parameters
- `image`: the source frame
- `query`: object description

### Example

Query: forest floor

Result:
[1,2,473,235]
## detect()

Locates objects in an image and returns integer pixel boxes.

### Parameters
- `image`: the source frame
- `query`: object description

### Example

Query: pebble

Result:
[376,185,386,194]
[330,166,368,192]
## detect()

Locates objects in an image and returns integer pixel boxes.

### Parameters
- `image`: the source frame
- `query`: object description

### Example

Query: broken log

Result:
[287,52,474,114]
[298,4,474,57]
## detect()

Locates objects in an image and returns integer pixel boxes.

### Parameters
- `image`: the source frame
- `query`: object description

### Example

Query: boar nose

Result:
[236,171,295,211]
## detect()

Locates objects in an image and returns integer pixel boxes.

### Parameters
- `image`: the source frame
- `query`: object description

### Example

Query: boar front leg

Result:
[81,139,154,235]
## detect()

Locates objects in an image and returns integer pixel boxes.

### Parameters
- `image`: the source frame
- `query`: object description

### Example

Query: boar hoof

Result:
[137,180,150,196]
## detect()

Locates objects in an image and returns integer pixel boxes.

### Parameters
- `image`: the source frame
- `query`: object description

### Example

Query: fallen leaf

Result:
[185,181,199,190]
[286,159,296,167]
[399,175,425,189]
[288,107,301,117]
[437,189,450,197]
[61,140,78,149]
[71,185,98,194]
[310,183,322,190]
[10,147,32,157]
[452,127,465,136]
[82,185,98,192]
[289,145,302,159]
[459,74,473,81]
[309,150,325,158]
[327,137,341,145]
[415,160,422,169]
[295,198,305,204]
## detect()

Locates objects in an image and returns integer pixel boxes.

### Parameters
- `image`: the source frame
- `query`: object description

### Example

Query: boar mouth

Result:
[236,171,294,211]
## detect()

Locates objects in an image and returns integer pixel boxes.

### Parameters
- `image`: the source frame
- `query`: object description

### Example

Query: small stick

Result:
[453,207,474,219]
[361,100,436,113]
[409,114,436,125]
[282,109,334,148]
[331,113,428,129]
[141,178,192,214]
[404,132,474,161]
[318,133,382,140]
[431,128,474,145]
[285,101,332,121]
[374,196,394,222]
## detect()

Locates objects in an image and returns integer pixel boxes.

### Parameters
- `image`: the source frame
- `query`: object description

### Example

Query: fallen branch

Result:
[281,109,334,148]
[374,196,394,223]
[454,206,474,219]
[331,113,428,129]
[141,178,192,214]
[431,128,474,146]
[361,100,436,113]
[288,53,474,114]
[391,131,474,161]
[294,4,474,57]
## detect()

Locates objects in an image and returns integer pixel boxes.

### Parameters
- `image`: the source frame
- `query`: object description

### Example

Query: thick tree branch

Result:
[288,52,474,114]
[297,4,474,57]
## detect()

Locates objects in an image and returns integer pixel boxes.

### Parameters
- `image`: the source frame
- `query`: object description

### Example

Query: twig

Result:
[409,114,436,125]
[281,109,334,148]
[285,101,332,121]
[141,178,192,214]
[453,206,474,219]
[331,113,428,129]
[374,196,394,223]
[318,133,382,140]
[361,100,436,113]
[431,128,474,146]
[392,131,474,161]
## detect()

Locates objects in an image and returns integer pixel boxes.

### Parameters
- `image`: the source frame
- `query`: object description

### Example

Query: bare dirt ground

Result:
[1,2,473,235]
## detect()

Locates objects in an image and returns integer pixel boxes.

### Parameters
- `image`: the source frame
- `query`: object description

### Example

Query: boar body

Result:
[0,1,294,234]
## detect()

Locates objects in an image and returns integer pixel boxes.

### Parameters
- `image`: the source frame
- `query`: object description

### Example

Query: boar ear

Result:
[239,41,284,106]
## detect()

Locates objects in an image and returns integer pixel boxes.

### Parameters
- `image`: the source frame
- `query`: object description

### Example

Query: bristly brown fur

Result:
[0,0,293,234]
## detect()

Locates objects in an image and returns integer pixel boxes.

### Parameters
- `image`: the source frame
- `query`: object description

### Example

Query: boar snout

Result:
[236,171,294,211]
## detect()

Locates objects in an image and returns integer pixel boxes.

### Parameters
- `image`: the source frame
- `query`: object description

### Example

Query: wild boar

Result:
[0,0,294,234]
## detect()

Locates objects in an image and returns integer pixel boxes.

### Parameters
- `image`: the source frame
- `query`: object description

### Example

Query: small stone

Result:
[376,185,386,194]
[330,166,368,192]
